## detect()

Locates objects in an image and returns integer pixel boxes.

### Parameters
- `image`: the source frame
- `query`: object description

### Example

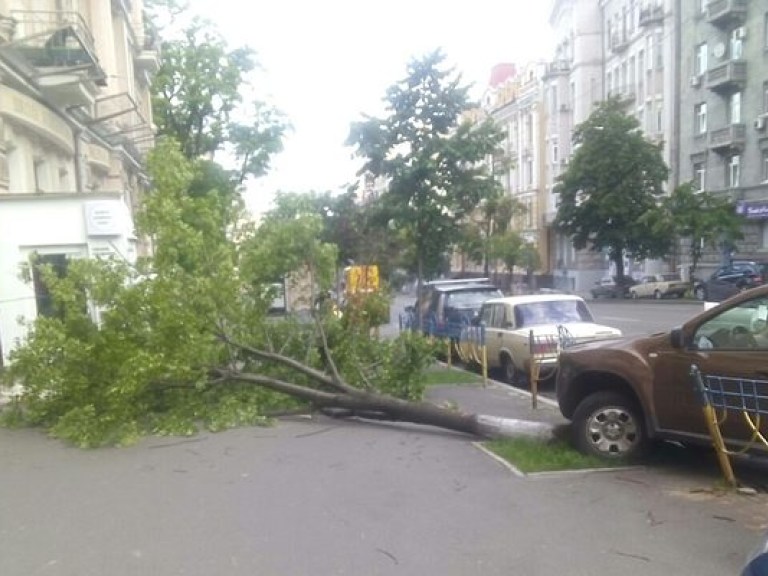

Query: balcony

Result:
[0,10,106,102]
[134,32,160,73]
[610,32,630,54]
[543,59,570,79]
[708,123,746,154]
[639,4,664,27]
[706,0,747,28]
[706,59,746,93]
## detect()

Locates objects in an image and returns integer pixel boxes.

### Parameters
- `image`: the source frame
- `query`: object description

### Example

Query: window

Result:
[32,254,69,318]
[695,43,708,76]
[727,155,741,188]
[763,81,768,113]
[695,103,708,134]
[764,12,768,49]
[729,92,742,124]
[762,149,768,182]
[730,28,744,59]
[33,158,48,193]
[693,161,706,191]
[552,137,559,164]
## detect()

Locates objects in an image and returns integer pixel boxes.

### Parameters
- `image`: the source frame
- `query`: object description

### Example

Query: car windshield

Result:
[445,289,499,308]
[514,299,594,327]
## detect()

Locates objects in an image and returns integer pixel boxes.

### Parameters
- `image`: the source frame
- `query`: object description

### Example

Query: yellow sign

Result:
[345,265,379,295]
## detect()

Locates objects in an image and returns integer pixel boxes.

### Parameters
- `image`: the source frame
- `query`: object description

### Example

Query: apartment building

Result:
[0,0,158,363]
[678,0,768,270]
[544,0,606,292]
[479,62,550,287]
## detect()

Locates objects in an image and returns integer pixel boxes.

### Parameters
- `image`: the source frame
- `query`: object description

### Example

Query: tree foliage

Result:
[346,50,506,285]
[151,13,287,186]
[661,183,743,279]
[554,97,670,280]
[1,143,441,447]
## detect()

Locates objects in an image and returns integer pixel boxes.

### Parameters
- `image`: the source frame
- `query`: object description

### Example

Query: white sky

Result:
[194,0,555,215]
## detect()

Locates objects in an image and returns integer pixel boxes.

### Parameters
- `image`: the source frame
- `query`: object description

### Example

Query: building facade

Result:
[678,0,768,271]
[0,0,157,363]
[544,0,607,292]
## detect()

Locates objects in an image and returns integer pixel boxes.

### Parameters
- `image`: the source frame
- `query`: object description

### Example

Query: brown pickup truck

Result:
[555,284,768,461]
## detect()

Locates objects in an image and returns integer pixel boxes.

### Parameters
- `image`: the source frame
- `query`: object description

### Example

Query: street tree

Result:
[554,97,670,280]
[660,183,743,281]
[346,50,506,306]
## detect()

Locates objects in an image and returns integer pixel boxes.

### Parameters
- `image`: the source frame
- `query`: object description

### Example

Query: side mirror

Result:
[670,327,684,349]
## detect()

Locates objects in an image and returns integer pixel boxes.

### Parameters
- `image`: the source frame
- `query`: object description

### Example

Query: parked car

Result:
[478,294,622,384]
[590,276,636,299]
[629,273,689,299]
[405,278,503,338]
[694,260,768,302]
[556,284,768,461]
[742,529,768,576]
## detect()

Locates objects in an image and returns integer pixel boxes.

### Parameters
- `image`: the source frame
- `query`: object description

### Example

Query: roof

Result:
[482,294,585,306]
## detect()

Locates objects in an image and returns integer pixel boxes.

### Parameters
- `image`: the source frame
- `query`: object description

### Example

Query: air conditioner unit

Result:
[755,116,766,131]
[735,26,746,39]
[690,75,701,87]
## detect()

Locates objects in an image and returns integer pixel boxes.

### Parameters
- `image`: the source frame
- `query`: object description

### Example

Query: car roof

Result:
[481,294,585,306]
[426,280,499,293]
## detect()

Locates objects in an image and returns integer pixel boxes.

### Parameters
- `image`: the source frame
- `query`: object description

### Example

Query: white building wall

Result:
[0,0,156,364]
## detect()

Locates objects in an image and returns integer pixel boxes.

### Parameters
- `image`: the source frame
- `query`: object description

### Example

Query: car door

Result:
[708,266,741,301]
[651,293,768,444]
[482,303,504,368]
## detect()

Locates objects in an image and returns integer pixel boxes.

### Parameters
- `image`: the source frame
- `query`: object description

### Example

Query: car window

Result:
[514,300,594,328]
[445,289,499,308]
[480,304,493,325]
[694,296,768,350]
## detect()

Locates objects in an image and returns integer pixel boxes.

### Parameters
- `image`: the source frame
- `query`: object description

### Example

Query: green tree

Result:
[346,50,506,305]
[661,183,743,281]
[151,16,286,185]
[554,97,670,280]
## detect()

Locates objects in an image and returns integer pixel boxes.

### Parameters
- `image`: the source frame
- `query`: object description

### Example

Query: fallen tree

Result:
[0,143,553,447]
[213,334,554,442]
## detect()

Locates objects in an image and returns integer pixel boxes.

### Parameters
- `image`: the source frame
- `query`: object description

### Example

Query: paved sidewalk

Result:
[1,379,767,575]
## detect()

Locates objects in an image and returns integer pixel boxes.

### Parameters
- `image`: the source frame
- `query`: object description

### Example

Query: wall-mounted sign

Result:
[736,201,768,220]
[84,200,125,236]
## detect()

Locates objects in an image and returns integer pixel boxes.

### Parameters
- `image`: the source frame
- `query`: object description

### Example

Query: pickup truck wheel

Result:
[572,391,646,461]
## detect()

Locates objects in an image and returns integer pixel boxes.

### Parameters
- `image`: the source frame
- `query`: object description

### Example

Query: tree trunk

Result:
[218,338,555,442]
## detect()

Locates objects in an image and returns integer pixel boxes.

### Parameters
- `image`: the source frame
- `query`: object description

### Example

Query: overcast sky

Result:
[194,1,554,215]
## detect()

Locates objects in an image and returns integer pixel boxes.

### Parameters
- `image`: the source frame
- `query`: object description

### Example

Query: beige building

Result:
[464,63,550,289]
[0,0,158,363]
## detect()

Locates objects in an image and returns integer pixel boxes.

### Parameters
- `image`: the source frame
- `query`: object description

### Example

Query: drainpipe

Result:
[73,129,86,193]
[670,0,681,190]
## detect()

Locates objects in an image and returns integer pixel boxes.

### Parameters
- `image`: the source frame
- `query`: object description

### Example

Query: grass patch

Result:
[422,365,483,386]
[483,436,623,474]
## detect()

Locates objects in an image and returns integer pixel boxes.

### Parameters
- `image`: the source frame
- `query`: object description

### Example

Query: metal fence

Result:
[690,364,768,486]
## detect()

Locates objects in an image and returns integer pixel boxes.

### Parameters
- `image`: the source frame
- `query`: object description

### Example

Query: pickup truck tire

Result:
[572,391,647,461]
